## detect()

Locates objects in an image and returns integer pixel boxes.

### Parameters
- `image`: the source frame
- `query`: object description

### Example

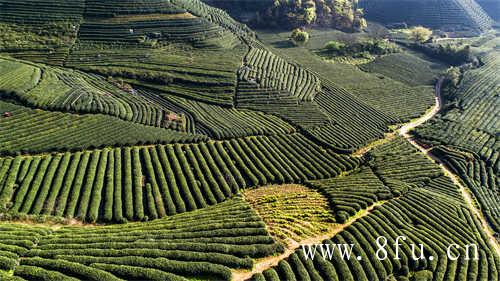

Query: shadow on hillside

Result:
[271,40,295,49]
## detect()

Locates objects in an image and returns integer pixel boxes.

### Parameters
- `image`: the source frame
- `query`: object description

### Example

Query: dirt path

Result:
[400,78,500,256]
[232,201,386,281]
[233,80,445,281]
[399,78,443,138]
[440,164,500,256]
[353,78,443,157]
[234,77,498,280]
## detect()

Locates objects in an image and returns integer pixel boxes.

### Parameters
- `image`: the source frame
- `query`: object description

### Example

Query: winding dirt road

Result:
[400,78,500,257]
[399,78,443,138]
[233,78,499,280]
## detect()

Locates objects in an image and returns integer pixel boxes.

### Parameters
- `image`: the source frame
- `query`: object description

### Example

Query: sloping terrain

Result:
[244,184,337,247]
[0,134,359,223]
[359,0,493,31]
[255,30,437,152]
[0,197,284,281]
[476,0,500,21]
[359,52,447,86]
[0,100,206,154]
[250,138,500,281]
[413,40,500,233]
[0,0,439,152]
[0,1,498,281]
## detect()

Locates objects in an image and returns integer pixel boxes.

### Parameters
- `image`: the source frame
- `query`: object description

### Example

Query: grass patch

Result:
[244,184,336,247]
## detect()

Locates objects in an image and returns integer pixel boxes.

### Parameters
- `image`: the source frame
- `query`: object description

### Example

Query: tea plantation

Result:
[413,40,499,236]
[250,138,500,281]
[359,0,493,32]
[0,0,498,280]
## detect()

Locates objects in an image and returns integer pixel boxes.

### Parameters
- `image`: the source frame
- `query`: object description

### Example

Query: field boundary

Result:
[231,200,388,281]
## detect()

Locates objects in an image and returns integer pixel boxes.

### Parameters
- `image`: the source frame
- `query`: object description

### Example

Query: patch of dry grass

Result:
[243,184,336,247]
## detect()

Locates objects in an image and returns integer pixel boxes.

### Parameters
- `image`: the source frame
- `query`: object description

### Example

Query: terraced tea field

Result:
[0,0,498,280]
[413,40,500,235]
[359,0,493,32]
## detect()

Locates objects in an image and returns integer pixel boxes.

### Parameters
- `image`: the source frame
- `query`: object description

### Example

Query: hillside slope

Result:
[359,0,493,32]
[476,0,500,21]
[413,39,500,233]
[0,0,436,152]
[0,1,498,280]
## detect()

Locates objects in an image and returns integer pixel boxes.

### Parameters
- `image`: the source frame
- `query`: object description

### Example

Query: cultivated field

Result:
[0,0,498,280]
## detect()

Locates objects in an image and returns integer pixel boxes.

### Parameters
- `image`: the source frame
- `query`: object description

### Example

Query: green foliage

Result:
[0,57,189,131]
[0,100,206,155]
[415,48,499,231]
[405,42,475,66]
[321,39,398,57]
[251,138,500,281]
[254,0,363,30]
[0,3,496,281]
[307,167,394,219]
[239,45,321,101]
[409,26,433,43]
[431,147,500,233]
[410,270,433,281]
[151,93,296,139]
[291,29,310,45]
[359,0,493,32]
[244,184,336,243]
[324,40,346,52]
[359,52,447,86]
[443,66,461,88]
[0,198,283,281]
[67,44,245,106]
[15,265,79,281]
[256,31,436,138]
[0,134,357,222]
[413,51,498,167]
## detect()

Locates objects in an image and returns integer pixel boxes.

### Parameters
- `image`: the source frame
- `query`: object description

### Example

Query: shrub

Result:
[277,260,296,281]
[90,263,186,281]
[0,256,17,270]
[15,265,77,281]
[324,41,346,52]
[291,29,310,45]
[21,258,122,281]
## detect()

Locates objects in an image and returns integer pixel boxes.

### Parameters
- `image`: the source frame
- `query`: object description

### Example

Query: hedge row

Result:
[0,134,358,222]
[0,198,283,281]
[0,100,205,155]
[250,139,499,281]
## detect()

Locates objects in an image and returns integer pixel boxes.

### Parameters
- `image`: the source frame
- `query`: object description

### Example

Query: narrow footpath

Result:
[400,78,500,257]
[233,77,499,280]
[232,201,387,281]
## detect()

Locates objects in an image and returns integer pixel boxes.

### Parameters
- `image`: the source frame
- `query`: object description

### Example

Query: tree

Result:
[410,26,432,43]
[444,67,461,88]
[455,45,473,64]
[303,1,317,24]
[262,0,362,30]
[291,28,309,45]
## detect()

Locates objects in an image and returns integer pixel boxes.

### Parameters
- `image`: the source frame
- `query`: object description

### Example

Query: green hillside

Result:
[413,38,500,233]
[251,138,498,281]
[476,0,500,20]
[0,0,498,280]
[359,0,493,32]
[0,0,437,152]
